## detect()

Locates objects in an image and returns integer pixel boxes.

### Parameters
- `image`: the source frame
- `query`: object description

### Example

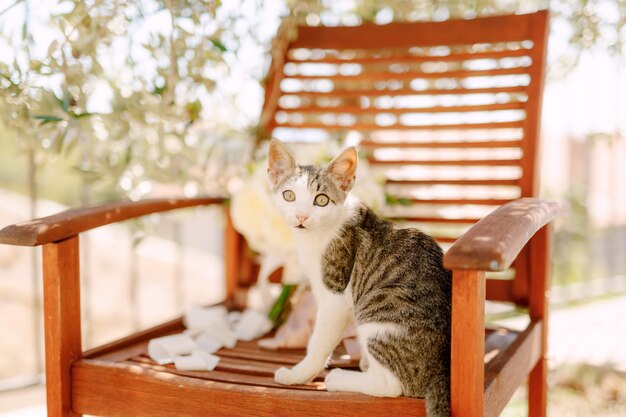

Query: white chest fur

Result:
[294,229,356,315]
[294,231,333,300]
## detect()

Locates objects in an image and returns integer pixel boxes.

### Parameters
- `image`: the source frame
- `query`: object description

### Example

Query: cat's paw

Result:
[275,367,310,385]
[324,369,352,392]
[274,367,296,385]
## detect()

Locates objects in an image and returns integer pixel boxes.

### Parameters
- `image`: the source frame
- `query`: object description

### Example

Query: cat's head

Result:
[267,139,358,232]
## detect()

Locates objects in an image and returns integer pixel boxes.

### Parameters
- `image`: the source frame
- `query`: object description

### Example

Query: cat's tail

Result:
[425,373,450,417]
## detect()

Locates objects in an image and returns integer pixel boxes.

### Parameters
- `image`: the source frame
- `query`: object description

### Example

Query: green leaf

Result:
[385,194,412,206]
[268,284,296,325]
[33,114,63,125]
[152,83,166,96]
[53,92,71,113]
[185,100,202,123]
[210,39,227,52]
[62,92,70,112]
[71,111,96,119]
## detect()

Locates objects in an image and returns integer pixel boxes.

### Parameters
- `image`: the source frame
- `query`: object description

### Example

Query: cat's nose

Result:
[296,215,309,224]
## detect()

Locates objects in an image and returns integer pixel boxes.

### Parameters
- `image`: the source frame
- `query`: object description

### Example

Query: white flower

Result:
[230,165,294,255]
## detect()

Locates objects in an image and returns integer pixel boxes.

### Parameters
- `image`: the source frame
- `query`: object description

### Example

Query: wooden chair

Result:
[0,11,565,417]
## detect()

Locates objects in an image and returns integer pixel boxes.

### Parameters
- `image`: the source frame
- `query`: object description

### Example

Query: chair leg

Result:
[528,225,551,417]
[451,269,486,417]
[42,236,83,417]
[528,356,547,417]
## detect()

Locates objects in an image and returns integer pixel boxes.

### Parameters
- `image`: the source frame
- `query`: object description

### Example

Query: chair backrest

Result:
[254,11,549,306]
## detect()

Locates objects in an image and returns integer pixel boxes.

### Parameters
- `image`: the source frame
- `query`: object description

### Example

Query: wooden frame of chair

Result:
[0,197,563,417]
[0,10,565,417]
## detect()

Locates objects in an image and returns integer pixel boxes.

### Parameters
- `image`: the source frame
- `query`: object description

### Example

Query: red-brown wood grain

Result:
[0,197,224,247]
[72,360,427,417]
[292,12,547,49]
[483,322,542,417]
[528,225,552,417]
[451,270,485,417]
[519,10,550,200]
[443,198,566,271]
[43,236,83,417]
[287,47,533,65]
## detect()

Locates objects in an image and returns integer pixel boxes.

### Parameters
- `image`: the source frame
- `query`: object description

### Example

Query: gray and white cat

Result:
[267,139,452,417]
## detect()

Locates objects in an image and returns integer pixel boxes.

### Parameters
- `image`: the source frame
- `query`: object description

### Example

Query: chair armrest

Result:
[443,198,567,271]
[0,197,226,247]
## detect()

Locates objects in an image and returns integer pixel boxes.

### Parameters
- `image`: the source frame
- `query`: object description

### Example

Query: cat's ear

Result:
[268,138,297,187]
[327,146,358,192]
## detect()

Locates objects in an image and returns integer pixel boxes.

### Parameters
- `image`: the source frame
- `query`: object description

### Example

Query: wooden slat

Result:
[0,197,225,247]
[223,340,357,368]
[83,318,184,361]
[363,140,522,149]
[385,179,520,186]
[127,357,321,390]
[274,121,525,131]
[72,360,426,417]
[408,198,512,205]
[279,102,525,114]
[288,67,530,81]
[284,86,528,97]
[434,237,459,243]
[390,216,480,224]
[213,356,294,376]
[369,159,521,167]
[444,198,567,271]
[292,12,547,49]
[217,346,306,365]
[287,48,532,64]
[43,236,82,417]
[483,321,542,417]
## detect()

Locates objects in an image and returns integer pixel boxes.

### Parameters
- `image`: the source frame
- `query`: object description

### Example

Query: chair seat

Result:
[70,310,529,417]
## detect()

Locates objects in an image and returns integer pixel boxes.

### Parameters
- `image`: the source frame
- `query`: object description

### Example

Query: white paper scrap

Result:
[203,318,237,348]
[234,309,273,341]
[226,310,242,326]
[183,328,203,339]
[184,305,228,330]
[174,350,221,372]
[148,334,197,365]
[196,332,223,354]
[195,350,221,371]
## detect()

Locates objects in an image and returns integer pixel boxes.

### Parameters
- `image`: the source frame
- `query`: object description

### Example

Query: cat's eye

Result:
[314,194,329,207]
[283,190,296,202]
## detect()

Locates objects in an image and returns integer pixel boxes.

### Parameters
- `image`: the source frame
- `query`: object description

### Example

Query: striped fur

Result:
[324,204,451,416]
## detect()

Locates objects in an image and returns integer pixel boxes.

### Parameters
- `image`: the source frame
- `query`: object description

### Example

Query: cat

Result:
[267,138,452,417]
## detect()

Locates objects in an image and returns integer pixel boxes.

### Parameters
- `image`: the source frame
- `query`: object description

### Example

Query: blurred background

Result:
[0,0,624,416]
